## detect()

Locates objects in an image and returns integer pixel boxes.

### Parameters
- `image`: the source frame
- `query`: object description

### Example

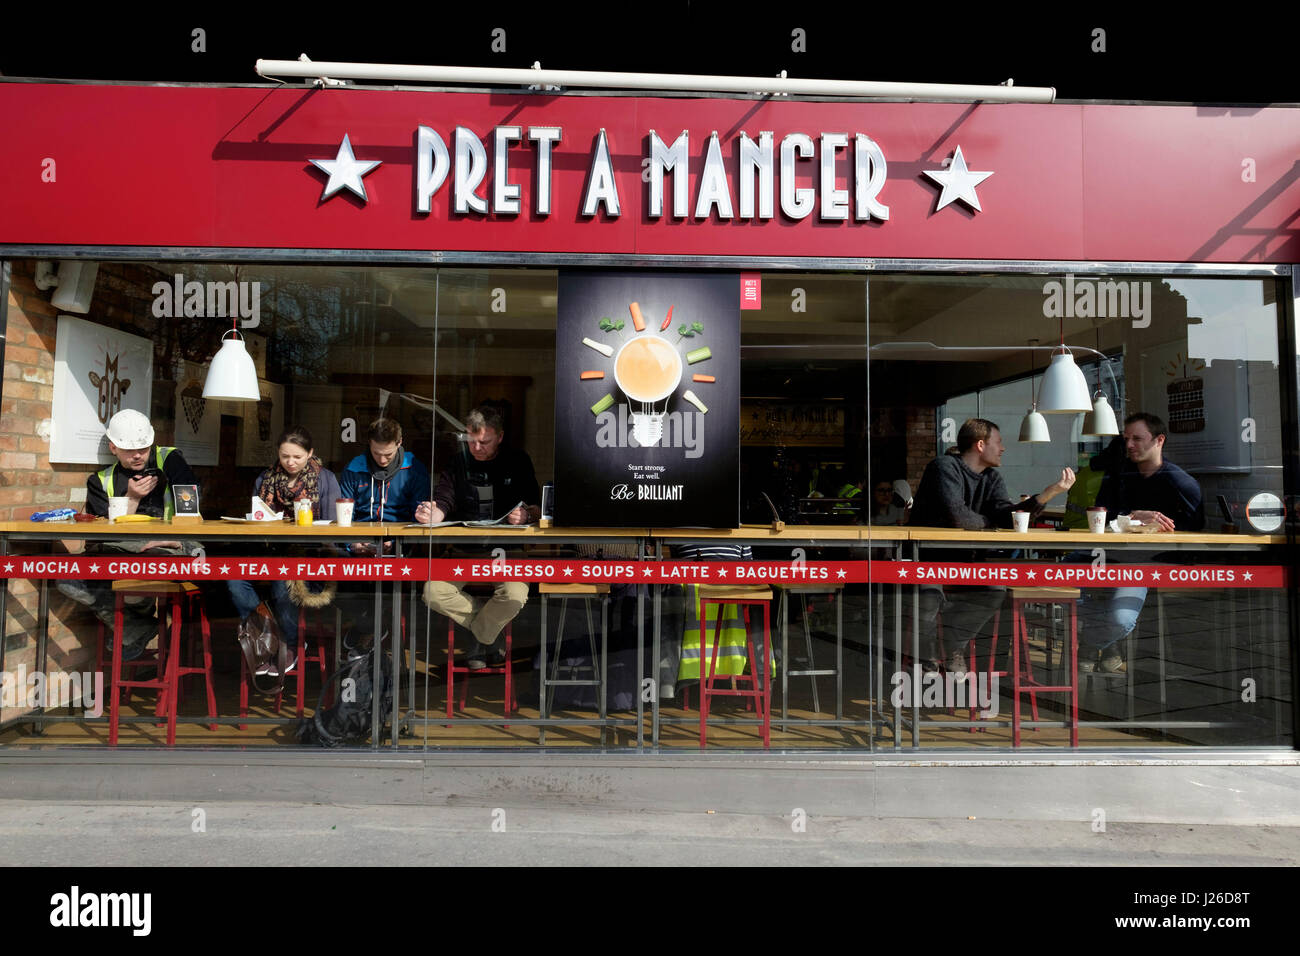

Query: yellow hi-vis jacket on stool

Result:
[677,584,775,682]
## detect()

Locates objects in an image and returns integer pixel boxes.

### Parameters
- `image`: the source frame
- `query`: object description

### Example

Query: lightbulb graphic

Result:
[613,334,683,447]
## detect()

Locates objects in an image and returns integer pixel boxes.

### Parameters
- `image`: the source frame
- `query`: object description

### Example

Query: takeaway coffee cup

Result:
[108,497,129,521]
[1087,506,1108,533]
[1011,510,1030,533]
[336,499,354,527]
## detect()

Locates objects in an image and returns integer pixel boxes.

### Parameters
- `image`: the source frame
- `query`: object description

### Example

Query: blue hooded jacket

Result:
[337,451,430,523]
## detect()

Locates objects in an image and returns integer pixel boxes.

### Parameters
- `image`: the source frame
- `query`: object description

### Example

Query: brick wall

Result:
[904,406,937,494]
[2,264,90,523]
[2,263,96,723]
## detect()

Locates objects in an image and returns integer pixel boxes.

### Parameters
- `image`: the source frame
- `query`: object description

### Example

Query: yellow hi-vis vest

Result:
[677,584,775,682]
[833,483,862,511]
[97,446,178,520]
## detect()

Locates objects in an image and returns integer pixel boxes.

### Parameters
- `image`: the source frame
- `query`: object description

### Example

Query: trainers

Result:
[265,653,297,678]
[465,646,488,670]
[1099,652,1126,674]
[56,579,97,607]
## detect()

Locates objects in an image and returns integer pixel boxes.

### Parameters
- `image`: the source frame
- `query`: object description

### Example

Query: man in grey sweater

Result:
[910,418,1075,673]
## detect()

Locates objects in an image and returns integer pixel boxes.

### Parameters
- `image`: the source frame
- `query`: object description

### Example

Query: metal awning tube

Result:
[254,59,1056,103]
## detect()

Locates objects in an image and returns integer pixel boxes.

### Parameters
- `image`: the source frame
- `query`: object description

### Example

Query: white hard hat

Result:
[105,409,154,449]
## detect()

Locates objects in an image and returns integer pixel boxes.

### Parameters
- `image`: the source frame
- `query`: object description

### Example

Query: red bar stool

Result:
[934,608,1019,731]
[103,580,216,746]
[697,585,773,749]
[1009,586,1080,747]
[445,586,519,720]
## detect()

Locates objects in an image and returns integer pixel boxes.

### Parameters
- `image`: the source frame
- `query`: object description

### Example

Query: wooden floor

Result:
[0,672,1188,751]
[2,588,1287,750]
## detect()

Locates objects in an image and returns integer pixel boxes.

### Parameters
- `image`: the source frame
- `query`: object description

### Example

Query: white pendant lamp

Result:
[1019,407,1050,443]
[1036,347,1093,413]
[1081,392,1119,436]
[1017,344,1051,443]
[202,329,261,401]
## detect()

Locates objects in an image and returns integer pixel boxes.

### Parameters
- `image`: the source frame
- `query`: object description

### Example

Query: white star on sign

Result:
[642,567,653,577]
[309,134,381,202]
[563,567,574,576]
[1243,572,1253,581]
[1026,570,1037,580]
[2,563,12,573]
[717,567,728,577]
[401,566,412,576]
[898,567,910,579]
[87,563,99,573]
[453,566,464,576]
[836,568,847,579]
[1150,571,1161,581]
[923,146,993,213]
[219,564,230,574]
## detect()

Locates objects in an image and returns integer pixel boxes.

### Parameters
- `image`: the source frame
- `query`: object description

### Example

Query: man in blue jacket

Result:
[337,418,430,643]
[338,418,429,527]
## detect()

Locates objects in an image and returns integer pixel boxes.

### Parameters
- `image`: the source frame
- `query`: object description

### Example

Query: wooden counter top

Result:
[0,518,385,537]
[395,525,649,538]
[904,526,1286,546]
[0,520,1284,548]
[651,524,867,540]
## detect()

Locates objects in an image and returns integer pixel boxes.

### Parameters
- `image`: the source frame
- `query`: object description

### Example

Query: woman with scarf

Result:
[227,426,341,675]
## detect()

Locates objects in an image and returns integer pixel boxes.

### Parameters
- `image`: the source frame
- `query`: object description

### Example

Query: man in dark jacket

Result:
[416,406,539,668]
[58,409,200,659]
[1079,411,1204,673]
[910,418,1075,672]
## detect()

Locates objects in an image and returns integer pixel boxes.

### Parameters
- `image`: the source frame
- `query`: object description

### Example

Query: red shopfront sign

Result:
[1,83,1297,263]
[0,555,1286,587]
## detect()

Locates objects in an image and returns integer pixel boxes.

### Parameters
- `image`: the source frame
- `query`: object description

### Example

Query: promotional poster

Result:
[50,316,153,464]
[554,271,740,527]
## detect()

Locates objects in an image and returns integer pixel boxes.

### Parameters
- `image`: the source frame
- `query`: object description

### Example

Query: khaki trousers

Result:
[423,580,529,645]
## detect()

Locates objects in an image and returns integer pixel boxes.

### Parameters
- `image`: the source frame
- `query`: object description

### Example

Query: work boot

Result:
[56,579,96,607]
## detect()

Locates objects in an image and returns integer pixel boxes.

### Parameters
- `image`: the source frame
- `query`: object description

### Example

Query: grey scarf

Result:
[371,450,403,482]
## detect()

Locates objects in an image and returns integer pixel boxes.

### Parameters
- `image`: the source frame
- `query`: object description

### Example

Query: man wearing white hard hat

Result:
[84,409,198,520]
[57,409,200,660]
